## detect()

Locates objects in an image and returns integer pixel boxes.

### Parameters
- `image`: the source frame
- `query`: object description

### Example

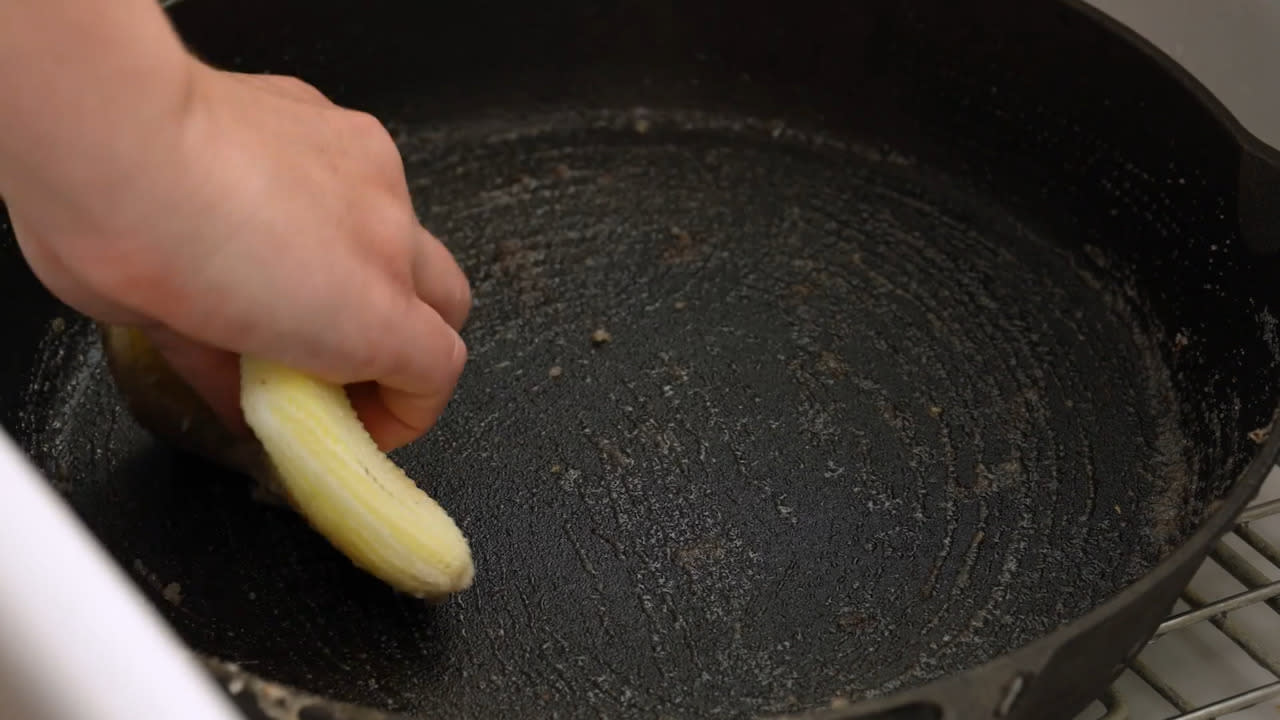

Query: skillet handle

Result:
[1080,0,1280,254]
[1238,144,1280,255]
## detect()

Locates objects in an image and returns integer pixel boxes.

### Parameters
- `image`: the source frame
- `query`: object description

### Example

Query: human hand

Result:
[4,61,471,451]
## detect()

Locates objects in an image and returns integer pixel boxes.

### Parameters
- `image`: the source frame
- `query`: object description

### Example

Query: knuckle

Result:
[344,109,387,136]
[268,75,310,92]
[345,111,407,177]
[251,73,326,103]
[361,195,417,260]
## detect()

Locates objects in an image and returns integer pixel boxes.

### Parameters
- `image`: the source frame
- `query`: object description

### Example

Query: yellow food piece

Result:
[239,356,473,598]
[101,325,474,600]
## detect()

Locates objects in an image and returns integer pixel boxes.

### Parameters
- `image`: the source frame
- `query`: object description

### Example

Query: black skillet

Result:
[3,1,1280,719]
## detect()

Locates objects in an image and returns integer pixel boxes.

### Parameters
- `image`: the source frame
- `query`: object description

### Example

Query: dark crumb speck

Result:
[50,317,66,334]
[591,328,613,346]
[928,405,943,418]
[661,227,700,264]
[550,464,563,474]
[552,164,570,180]
[673,300,688,311]
[548,365,563,378]
[835,612,871,632]
[816,350,847,379]
[494,239,522,261]
[1249,426,1270,444]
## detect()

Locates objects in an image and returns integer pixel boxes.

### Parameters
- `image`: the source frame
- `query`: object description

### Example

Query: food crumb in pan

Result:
[1249,425,1271,444]
[929,405,944,418]
[162,581,182,606]
[133,559,184,608]
[633,117,651,134]
[673,300,688,311]
[552,163,570,180]
[816,350,847,379]
[1173,331,1190,350]
[550,463,563,474]
[835,611,872,632]
[548,365,563,379]
[49,317,66,334]
[672,536,727,570]
[591,328,613,346]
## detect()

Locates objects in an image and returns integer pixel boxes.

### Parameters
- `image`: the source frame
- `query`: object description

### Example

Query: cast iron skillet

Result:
[3,0,1280,719]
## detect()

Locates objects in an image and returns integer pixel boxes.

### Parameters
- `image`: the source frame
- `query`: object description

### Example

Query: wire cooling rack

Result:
[1076,469,1280,720]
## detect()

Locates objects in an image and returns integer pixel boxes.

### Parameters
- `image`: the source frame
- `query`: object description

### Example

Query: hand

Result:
[5,61,471,451]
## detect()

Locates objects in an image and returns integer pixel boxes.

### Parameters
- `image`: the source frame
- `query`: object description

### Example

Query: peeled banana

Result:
[100,325,474,600]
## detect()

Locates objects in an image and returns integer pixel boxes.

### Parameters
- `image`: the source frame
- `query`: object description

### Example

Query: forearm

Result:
[0,0,195,223]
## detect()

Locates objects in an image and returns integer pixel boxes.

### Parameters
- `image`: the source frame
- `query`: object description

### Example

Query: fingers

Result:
[142,293,465,453]
[412,229,472,331]
[347,299,468,451]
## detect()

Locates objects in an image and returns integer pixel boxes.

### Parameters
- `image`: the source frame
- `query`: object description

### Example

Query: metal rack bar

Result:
[1096,491,1280,720]
[1236,525,1280,569]
[1167,682,1280,720]
[1180,585,1280,678]
[1130,659,1195,714]
[1237,499,1280,524]
[1207,542,1280,613]
[1154,580,1280,636]
[1096,689,1128,720]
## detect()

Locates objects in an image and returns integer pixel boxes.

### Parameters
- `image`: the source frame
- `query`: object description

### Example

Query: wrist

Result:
[0,6,202,232]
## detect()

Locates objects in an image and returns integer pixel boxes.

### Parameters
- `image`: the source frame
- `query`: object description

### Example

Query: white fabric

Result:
[0,430,241,720]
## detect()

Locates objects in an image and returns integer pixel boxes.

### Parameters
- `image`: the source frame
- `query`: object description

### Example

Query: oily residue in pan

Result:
[5,108,1242,719]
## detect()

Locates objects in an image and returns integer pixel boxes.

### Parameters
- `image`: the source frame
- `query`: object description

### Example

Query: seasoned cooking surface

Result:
[11,111,1201,718]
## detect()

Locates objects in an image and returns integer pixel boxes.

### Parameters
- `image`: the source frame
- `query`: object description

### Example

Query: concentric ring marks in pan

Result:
[10,108,1211,718]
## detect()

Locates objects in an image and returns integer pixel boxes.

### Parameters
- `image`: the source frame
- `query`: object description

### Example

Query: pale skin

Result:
[0,0,472,451]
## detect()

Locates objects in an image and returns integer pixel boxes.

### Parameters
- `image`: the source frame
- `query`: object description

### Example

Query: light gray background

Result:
[1085,0,1280,148]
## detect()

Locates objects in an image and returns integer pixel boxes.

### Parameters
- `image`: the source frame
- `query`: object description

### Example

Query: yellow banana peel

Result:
[100,325,474,600]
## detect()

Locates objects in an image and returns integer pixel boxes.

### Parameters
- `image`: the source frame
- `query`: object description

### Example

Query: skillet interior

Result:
[2,1,1280,718]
